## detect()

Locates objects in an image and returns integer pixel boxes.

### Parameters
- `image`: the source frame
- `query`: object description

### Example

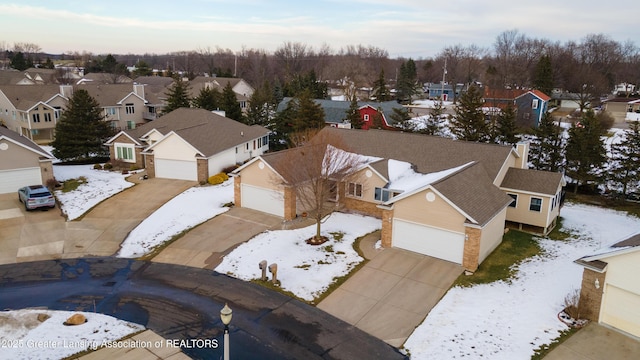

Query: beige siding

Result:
[478,207,507,263]
[494,154,517,186]
[602,252,640,297]
[0,140,41,170]
[152,134,198,161]
[343,167,387,204]
[240,160,282,190]
[504,191,554,228]
[394,189,466,233]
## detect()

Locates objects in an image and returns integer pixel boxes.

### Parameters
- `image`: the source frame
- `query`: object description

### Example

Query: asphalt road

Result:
[0,258,407,360]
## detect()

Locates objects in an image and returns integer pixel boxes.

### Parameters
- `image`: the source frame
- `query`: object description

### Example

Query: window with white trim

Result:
[532,99,539,109]
[125,103,135,114]
[529,197,542,212]
[364,114,370,121]
[346,182,363,198]
[374,187,399,202]
[44,113,52,122]
[106,107,117,116]
[32,113,40,123]
[508,193,517,208]
[115,144,135,162]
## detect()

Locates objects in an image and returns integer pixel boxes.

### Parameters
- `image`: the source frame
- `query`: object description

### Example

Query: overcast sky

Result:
[2,1,637,58]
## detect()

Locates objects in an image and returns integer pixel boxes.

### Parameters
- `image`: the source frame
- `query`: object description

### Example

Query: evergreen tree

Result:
[533,54,554,96]
[132,60,153,77]
[420,98,445,136]
[495,104,519,145]
[530,112,564,172]
[163,77,192,114]
[565,110,607,192]
[609,121,640,195]
[43,57,55,69]
[292,90,325,132]
[10,52,29,71]
[51,89,112,161]
[371,110,385,129]
[102,54,118,73]
[220,82,243,121]
[396,59,418,104]
[245,81,275,126]
[346,95,363,129]
[391,107,413,131]
[283,70,328,99]
[451,85,489,142]
[372,69,391,102]
[192,86,220,111]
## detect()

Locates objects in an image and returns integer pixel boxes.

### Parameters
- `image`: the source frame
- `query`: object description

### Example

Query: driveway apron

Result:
[0,178,195,264]
[318,232,463,347]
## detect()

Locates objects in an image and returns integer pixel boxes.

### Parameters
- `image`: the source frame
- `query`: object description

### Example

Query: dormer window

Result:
[374,187,401,202]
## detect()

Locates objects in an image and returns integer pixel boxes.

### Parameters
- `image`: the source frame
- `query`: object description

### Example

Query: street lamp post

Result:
[220,303,232,360]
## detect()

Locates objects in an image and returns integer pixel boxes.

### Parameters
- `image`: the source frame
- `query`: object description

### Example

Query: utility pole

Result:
[441,58,447,101]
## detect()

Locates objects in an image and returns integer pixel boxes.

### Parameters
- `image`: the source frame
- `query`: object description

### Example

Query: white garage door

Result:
[241,184,284,217]
[0,167,42,194]
[392,219,464,264]
[155,159,197,181]
[601,285,640,337]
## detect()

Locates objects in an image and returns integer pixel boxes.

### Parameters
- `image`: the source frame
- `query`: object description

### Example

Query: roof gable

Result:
[500,168,563,196]
[575,232,640,271]
[0,126,54,159]
[135,108,269,157]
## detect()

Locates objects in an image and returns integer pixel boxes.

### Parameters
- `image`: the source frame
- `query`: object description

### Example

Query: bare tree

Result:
[274,131,368,243]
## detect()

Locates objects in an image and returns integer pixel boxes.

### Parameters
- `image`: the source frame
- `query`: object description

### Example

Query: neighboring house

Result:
[483,86,526,110]
[0,126,54,194]
[77,83,150,130]
[276,98,403,129]
[423,82,464,101]
[602,97,640,123]
[575,233,640,338]
[0,85,69,143]
[0,82,161,144]
[133,76,175,119]
[232,127,564,272]
[76,72,133,85]
[549,90,583,111]
[514,90,550,128]
[105,108,269,182]
[189,76,254,113]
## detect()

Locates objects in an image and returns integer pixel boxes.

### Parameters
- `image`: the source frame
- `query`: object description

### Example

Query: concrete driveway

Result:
[544,322,640,360]
[151,207,296,269]
[318,232,463,347]
[0,178,194,264]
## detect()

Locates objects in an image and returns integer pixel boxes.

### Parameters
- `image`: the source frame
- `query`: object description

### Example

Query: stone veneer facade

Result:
[234,176,242,207]
[463,227,482,272]
[380,208,394,248]
[578,268,606,321]
[283,187,296,221]
[144,154,155,178]
[197,158,208,184]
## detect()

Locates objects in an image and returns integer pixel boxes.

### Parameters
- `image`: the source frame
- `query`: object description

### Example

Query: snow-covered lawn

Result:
[0,309,143,360]
[52,164,134,221]
[215,213,380,302]
[403,202,640,359]
[117,181,234,258]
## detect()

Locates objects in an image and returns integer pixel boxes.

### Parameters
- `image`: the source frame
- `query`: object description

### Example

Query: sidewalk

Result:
[79,330,190,360]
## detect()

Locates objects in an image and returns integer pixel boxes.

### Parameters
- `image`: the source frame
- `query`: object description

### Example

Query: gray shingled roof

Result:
[432,162,512,225]
[260,128,516,226]
[76,83,144,107]
[500,168,563,195]
[0,84,63,110]
[0,126,53,159]
[135,108,269,157]
[314,127,513,180]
